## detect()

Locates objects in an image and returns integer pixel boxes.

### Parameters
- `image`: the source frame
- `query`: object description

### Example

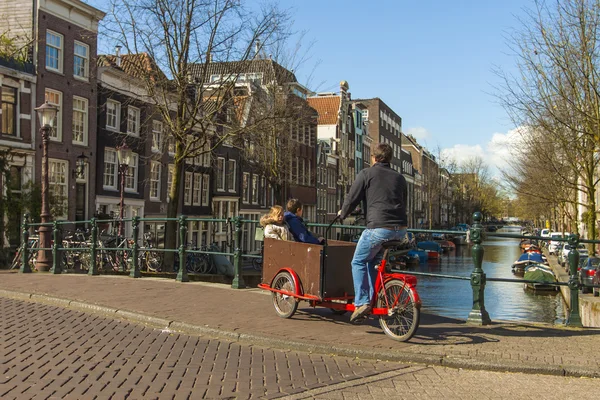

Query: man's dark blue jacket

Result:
[284,211,321,244]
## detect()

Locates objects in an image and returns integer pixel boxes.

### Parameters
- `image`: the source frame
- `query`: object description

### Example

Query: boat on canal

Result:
[523,264,558,292]
[512,252,548,275]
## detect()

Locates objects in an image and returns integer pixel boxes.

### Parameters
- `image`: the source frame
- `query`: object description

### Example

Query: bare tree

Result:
[496,0,600,239]
[101,0,290,268]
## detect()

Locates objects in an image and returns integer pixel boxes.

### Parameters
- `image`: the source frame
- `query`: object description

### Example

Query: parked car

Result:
[592,269,600,297]
[578,256,600,294]
[540,228,551,239]
[548,232,568,255]
[560,244,589,267]
[486,225,498,232]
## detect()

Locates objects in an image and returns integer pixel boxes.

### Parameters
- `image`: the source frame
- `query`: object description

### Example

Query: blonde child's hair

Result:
[260,205,285,227]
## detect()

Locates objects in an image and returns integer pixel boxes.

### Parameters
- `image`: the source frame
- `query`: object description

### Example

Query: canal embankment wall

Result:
[548,254,600,328]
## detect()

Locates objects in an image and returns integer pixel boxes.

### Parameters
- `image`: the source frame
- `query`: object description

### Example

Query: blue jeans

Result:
[351,228,407,307]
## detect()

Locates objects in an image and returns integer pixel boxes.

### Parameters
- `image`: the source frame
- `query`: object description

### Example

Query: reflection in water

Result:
[416,229,566,324]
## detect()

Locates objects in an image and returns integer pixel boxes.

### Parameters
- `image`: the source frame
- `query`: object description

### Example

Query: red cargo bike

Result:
[258,219,421,342]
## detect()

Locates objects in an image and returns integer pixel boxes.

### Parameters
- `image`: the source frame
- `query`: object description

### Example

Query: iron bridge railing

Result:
[13,212,596,328]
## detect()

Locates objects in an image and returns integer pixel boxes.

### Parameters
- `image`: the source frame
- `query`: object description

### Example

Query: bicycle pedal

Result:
[350,315,369,324]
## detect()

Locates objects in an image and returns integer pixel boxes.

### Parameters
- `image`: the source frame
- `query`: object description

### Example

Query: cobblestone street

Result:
[2,297,599,399]
[0,298,401,399]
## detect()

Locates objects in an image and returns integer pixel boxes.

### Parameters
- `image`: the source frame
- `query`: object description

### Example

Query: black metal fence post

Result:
[467,212,491,325]
[176,215,189,282]
[51,221,61,274]
[566,233,583,327]
[231,217,246,289]
[20,214,31,273]
[130,216,141,278]
[88,218,99,276]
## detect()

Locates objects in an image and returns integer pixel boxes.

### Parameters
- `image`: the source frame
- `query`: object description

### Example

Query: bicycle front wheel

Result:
[377,279,420,342]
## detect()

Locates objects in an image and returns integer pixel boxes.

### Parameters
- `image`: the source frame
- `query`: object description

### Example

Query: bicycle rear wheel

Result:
[377,279,420,342]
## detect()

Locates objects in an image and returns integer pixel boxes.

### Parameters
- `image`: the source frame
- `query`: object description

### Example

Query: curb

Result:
[1,289,599,379]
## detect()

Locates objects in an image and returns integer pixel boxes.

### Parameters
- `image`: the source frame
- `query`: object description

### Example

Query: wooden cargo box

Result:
[261,238,356,299]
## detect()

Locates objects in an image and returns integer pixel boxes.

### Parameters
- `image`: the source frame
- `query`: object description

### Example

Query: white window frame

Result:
[150,161,161,201]
[103,148,118,190]
[106,100,121,131]
[45,30,63,73]
[242,172,250,204]
[151,121,163,153]
[44,89,62,141]
[167,164,174,201]
[251,174,258,204]
[127,106,140,136]
[72,96,88,145]
[184,171,193,205]
[201,173,210,206]
[73,41,89,80]
[48,159,68,219]
[124,153,139,193]
[227,159,236,193]
[192,173,201,206]
[216,157,225,191]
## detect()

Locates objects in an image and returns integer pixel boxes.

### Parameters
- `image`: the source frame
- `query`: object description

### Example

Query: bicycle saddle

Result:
[382,240,408,249]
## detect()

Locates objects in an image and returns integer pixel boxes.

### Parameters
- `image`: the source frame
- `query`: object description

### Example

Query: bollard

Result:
[176,215,189,282]
[20,214,31,273]
[51,221,61,274]
[467,212,491,325]
[566,233,583,327]
[130,216,141,278]
[231,217,246,289]
[88,218,99,276]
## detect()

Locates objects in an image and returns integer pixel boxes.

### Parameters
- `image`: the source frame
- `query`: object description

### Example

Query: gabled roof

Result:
[307,96,340,125]
[98,53,167,82]
[189,59,297,86]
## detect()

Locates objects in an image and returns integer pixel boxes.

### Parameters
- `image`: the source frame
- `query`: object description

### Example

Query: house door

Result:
[75,183,86,222]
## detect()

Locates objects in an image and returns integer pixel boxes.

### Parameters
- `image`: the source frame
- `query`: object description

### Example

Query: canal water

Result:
[416,227,567,324]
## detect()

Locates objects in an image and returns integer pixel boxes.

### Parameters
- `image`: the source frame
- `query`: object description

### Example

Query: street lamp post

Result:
[116,141,132,238]
[34,101,58,272]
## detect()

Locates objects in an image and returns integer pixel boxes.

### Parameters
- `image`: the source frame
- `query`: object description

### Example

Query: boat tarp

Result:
[516,252,545,264]
[523,264,556,283]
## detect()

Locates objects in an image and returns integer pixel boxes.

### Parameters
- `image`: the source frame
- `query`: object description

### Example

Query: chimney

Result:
[115,45,122,67]
[255,39,261,59]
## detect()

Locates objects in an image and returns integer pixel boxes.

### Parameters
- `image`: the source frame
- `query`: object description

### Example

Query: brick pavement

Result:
[0,272,599,378]
[0,298,402,399]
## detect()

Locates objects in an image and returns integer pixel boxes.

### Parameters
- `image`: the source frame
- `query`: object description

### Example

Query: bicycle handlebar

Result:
[324,215,341,246]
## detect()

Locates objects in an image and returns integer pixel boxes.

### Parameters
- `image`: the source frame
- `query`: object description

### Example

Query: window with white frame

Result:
[201,173,210,206]
[300,158,306,185]
[72,96,88,145]
[152,121,163,153]
[1,86,17,136]
[192,173,201,205]
[167,136,175,155]
[44,89,62,141]
[127,106,140,136]
[73,41,89,79]
[202,142,211,166]
[216,157,225,191]
[125,153,139,191]
[242,172,250,203]
[45,30,63,72]
[106,100,120,131]
[260,176,266,206]
[103,148,117,189]
[49,159,68,218]
[150,161,161,200]
[167,164,174,200]
[184,171,192,205]
[251,174,258,204]
[227,160,236,192]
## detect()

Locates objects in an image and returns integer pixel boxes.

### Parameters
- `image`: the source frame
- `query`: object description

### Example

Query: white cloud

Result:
[405,126,430,140]
[440,126,527,177]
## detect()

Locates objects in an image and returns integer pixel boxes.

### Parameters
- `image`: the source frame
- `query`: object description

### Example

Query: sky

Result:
[88,0,532,176]
[281,0,532,176]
